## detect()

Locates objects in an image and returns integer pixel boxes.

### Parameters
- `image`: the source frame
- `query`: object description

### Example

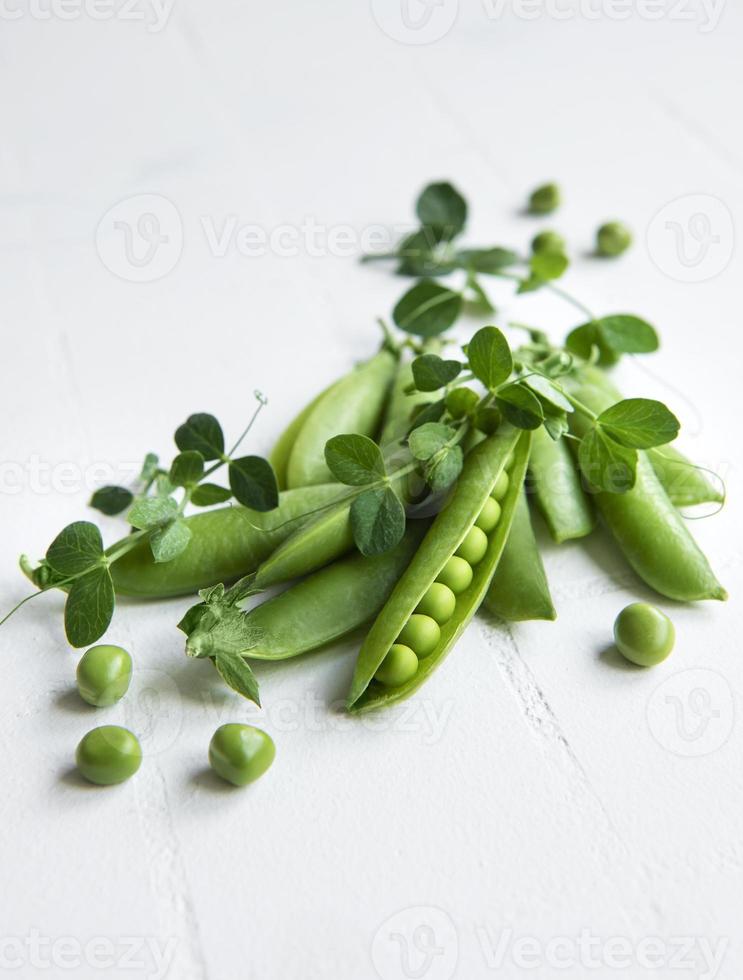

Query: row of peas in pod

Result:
[374,458,511,688]
[71,644,273,788]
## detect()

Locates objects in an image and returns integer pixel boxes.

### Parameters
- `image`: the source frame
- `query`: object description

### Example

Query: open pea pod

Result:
[485,490,556,622]
[347,427,531,713]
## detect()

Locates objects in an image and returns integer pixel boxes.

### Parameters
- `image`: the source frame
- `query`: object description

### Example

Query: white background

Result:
[1,2,741,978]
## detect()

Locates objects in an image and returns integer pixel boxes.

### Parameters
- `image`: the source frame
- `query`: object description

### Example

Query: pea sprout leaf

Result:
[411,354,462,392]
[408,422,456,461]
[425,445,463,491]
[228,456,279,511]
[350,487,406,556]
[128,496,179,531]
[89,486,134,517]
[415,182,467,240]
[579,427,637,493]
[175,413,225,461]
[445,387,479,419]
[150,519,192,563]
[596,315,658,354]
[473,405,501,435]
[409,399,446,430]
[393,280,462,338]
[191,483,232,507]
[169,450,205,488]
[397,228,456,277]
[597,398,679,449]
[523,374,574,413]
[496,383,544,430]
[325,434,386,486]
[213,649,261,706]
[543,413,569,440]
[456,247,519,275]
[64,566,115,647]
[464,275,496,315]
[467,326,513,390]
[46,522,105,576]
[139,452,160,483]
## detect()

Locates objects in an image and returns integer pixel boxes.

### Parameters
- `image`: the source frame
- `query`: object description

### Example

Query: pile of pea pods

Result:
[111,335,725,714]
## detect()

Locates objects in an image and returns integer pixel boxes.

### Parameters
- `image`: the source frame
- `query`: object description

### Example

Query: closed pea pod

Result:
[568,380,726,602]
[110,485,341,598]
[528,425,594,542]
[347,428,531,712]
[284,347,398,488]
[485,490,556,622]
[270,384,333,490]
[186,522,428,662]
[378,353,435,448]
[576,365,722,507]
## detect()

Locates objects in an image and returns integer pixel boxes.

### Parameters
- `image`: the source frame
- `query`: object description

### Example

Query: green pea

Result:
[504,451,515,470]
[613,603,675,667]
[374,644,418,686]
[491,470,509,502]
[415,583,457,624]
[455,526,489,566]
[436,555,473,594]
[475,497,501,534]
[596,221,632,257]
[397,615,441,659]
[76,726,142,785]
[76,644,132,707]
[528,182,561,214]
[531,230,565,255]
[208,724,275,787]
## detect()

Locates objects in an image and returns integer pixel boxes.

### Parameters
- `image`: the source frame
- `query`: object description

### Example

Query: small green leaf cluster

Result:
[14,396,279,648]
[579,398,680,492]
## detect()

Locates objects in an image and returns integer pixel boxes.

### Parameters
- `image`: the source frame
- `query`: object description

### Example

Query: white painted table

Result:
[1,3,741,978]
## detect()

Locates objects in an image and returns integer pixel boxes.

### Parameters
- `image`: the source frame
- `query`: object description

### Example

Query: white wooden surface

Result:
[1,3,741,978]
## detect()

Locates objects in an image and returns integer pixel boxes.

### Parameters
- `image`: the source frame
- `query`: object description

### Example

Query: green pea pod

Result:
[576,366,722,507]
[270,385,333,490]
[569,381,726,602]
[347,427,531,712]
[111,484,342,598]
[485,490,556,622]
[208,522,429,662]
[378,354,434,448]
[528,425,595,542]
[283,348,398,488]
[646,444,724,508]
[252,491,355,590]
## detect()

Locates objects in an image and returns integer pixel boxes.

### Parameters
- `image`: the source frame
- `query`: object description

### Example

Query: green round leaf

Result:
[415,182,467,240]
[411,354,462,392]
[191,483,232,507]
[324,434,386,486]
[467,326,513,390]
[496,383,544,430]
[64,567,115,648]
[393,280,462,338]
[350,487,406,557]
[89,486,134,517]
[169,450,205,488]
[228,456,279,512]
[46,522,105,576]
[175,413,225,460]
